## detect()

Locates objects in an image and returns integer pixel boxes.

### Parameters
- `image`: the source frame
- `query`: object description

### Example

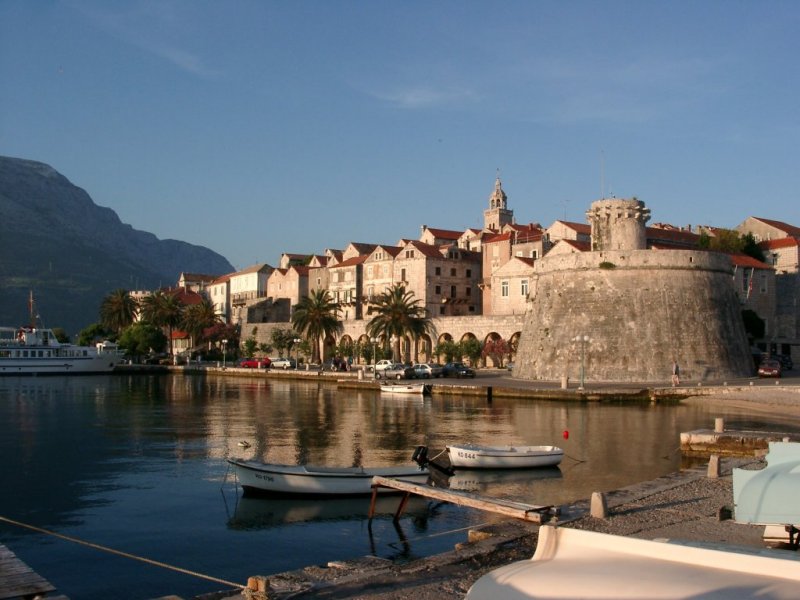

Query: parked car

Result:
[326,357,350,371]
[378,363,415,380]
[413,363,443,378]
[442,362,476,378]
[270,357,296,369]
[757,359,782,378]
[238,357,271,369]
[370,359,394,373]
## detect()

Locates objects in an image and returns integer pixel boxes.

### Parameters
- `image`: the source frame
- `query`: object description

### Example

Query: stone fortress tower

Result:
[514,197,753,383]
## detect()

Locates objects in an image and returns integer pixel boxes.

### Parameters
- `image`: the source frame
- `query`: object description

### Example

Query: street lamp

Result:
[370,337,378,375]
[292,338,301,369]
[222,338,228,370]
[573,335,590,390]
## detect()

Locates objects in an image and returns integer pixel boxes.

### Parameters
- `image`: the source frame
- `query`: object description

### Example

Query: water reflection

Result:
[2,374,799,600]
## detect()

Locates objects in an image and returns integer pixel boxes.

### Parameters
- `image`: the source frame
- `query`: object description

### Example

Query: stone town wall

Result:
[514,249,753,383]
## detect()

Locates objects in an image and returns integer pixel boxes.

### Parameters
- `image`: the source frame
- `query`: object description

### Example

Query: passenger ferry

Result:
[0,326,122,375]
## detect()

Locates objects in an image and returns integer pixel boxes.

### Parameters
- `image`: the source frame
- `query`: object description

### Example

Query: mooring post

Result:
[708,455,720,478]
[714,418,724,433]
[487,386,492,402]
[590,491,608,518]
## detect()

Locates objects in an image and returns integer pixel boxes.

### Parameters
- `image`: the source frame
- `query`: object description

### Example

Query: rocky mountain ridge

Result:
[0,156,234,335]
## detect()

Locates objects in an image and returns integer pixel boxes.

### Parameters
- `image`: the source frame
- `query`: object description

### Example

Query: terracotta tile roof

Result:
[646,226,699,246]
[751,217,800,238]
[729,253,773,269]
[348,242,379,254]
[235,263,271,275]
[423,227,462,240]
[554,220,591,234]
[484,232,512,244]
[403,240,447,259]
[211,274,232,284]
[561,239,591,251]
[759,237,800,249]
[290,265,311,275]
[515,257,536,267]
[331,255,368,268]
[180,273,218,282]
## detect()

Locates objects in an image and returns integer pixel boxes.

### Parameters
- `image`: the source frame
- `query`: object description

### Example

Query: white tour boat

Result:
[447,443,564,469]
[228,459,430,496]
[0,326,122,375]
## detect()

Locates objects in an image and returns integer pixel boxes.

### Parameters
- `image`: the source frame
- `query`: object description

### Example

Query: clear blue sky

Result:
[2,1,799,271]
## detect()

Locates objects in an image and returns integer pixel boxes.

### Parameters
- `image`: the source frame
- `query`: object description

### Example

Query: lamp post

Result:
[222,338,228,370]
[292,338,301,369]
[370,337,378,375]
[573,335,590,390]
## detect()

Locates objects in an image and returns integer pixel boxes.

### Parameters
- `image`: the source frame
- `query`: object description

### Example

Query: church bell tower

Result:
[483,177,513,231]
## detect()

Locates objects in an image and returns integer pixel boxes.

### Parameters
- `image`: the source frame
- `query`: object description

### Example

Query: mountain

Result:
[0,156,235,335]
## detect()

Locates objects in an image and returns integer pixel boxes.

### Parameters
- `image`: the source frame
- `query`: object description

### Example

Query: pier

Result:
[0,543,64,600]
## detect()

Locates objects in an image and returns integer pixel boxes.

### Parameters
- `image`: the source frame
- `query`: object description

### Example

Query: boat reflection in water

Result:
[228,495,432,530]
[447,466,562,494]
[226,495,437,558]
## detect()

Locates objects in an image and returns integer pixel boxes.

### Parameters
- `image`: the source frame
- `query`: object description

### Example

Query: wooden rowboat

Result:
[380,383,431,395]
[228,459,430,496]
[447,443,563,469]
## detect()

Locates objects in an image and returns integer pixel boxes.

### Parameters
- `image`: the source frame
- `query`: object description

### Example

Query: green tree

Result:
[741,232,765,262]
[179,298,219,351]
[118,322,167,358]
[100,289,138,334]
[291,289,342,363]
[51,327,70,343]
[270,327,295,357]
[78,323,112,346]
[460,338,483,365]
[435,340,459,362]
[140,290,183,356]
[367,284,435,362]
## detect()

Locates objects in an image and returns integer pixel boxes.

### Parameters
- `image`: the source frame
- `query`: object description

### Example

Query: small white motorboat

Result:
[466,524,800,599]
[380,382,431,395]
[447,443,563,469]
[228,459,430,496]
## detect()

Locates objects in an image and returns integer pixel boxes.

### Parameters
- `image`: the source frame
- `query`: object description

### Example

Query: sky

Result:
[2,1,799,271]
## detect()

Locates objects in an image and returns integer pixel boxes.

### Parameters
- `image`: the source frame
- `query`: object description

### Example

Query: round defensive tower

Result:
[514,199,753,383]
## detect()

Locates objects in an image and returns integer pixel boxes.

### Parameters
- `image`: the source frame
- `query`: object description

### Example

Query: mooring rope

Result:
[0,515,245,590]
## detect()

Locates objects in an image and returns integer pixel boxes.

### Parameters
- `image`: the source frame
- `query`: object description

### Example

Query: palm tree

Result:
[179,298,220,352]
[291,289,342,363]
[140,289,183,356]
[99,288,138,335]
[367,284,435,363]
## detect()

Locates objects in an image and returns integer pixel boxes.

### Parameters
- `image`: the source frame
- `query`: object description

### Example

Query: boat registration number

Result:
[254,473,275,482]
[456,451,476,459]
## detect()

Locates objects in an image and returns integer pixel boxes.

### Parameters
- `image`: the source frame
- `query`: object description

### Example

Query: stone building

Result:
[514,198,753,383]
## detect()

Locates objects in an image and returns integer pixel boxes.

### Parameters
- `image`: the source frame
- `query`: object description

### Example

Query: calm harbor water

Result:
[0,373,796,599]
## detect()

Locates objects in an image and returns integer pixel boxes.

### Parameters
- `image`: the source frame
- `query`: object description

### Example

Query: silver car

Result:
[377,363,415,380]
[412,363,443,378]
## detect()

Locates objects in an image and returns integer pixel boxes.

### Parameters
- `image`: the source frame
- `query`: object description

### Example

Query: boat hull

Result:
[447,444,564,469]
[229,460,430,496]
[380,383,431,395]
[0,354,120,375]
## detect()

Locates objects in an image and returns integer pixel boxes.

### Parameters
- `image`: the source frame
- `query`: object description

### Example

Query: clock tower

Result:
[483,177,513,231]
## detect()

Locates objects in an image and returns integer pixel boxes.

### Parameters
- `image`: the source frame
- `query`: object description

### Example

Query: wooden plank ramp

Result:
[370,476,555,524]
[0,543,63,599]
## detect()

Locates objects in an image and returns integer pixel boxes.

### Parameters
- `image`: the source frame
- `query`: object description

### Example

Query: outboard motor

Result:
[412,445,429,468]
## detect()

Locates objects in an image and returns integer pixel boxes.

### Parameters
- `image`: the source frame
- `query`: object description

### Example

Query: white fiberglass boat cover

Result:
[733,441,800,525]
[466,525,800,600]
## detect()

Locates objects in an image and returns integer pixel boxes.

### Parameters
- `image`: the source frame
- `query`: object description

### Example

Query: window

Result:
[435,285,441,295]
[435,267,441,276]
[450,268,456,276]
[368,286,374,299]
[367,266,373,278]
[468,306,475,312]
[521,279,529,296]
[401,268,406,281]
[532,250,538,259]
[439,306,446,315]
[466,286,471,296]
[760,274,768,294]
[501,280,509,297]
[466,269,471,277]
[450,285,456,298]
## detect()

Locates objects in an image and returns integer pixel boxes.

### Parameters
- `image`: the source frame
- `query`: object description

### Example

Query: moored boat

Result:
[228,459,430,496]
[447,443,564,469]
[0,326,122,375]
[380,382,431,395]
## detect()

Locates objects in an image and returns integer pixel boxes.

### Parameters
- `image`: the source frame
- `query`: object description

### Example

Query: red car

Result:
[757,359,781,378]
[238,357,271,369]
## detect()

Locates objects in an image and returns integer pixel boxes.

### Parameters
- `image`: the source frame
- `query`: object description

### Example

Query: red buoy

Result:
[562,430,569,440]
